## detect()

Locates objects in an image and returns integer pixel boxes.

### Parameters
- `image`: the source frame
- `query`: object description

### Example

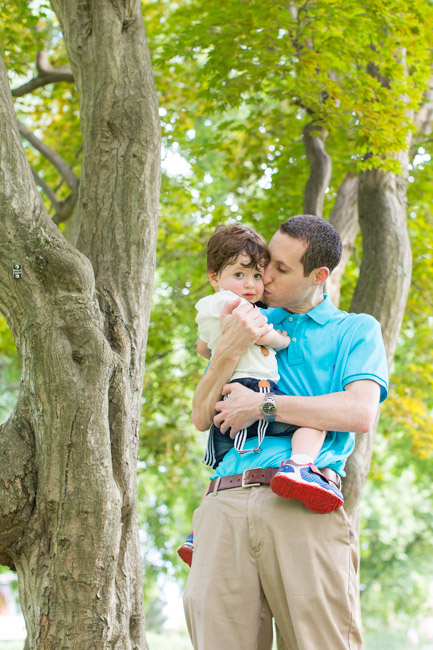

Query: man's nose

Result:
[263,267,272,284]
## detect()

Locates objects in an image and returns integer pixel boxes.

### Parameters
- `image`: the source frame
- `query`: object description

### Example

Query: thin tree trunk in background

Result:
[327,173,359,307]
[302,122,332,218]
[344,158,412,517]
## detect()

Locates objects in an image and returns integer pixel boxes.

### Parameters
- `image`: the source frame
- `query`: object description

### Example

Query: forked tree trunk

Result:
[0,1,160,648]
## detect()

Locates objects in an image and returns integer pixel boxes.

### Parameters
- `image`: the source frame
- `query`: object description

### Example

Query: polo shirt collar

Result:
[269,295,335,326]
[304,295,336,325]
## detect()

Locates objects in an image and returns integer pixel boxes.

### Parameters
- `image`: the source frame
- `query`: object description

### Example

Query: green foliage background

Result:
[0,0,433,639]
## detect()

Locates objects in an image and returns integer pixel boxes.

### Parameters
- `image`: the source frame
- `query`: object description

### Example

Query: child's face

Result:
[208,253,265,303]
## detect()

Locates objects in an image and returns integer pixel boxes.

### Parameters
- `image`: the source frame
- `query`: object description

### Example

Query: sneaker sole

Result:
[177,546,193,567]
[270,474,343,514]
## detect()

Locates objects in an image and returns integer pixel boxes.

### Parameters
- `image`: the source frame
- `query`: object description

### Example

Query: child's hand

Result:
[255,327,290,351]
[274,330,290,351]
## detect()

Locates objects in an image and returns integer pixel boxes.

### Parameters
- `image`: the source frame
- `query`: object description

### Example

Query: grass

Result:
[146,629,278,649]
[147,630,193,649]
[0,627,426,649]
[0,631,193,650]
[146,628,424,650]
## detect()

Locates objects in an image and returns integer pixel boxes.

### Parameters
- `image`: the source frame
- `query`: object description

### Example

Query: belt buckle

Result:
[241,467,262,488]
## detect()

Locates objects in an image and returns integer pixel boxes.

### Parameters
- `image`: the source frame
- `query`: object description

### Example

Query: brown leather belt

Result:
[206,466,341,495]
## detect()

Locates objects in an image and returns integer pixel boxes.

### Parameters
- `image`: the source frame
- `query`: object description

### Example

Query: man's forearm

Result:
[191,341,240,431]
[214,379,381,436]
[274,382,380,433]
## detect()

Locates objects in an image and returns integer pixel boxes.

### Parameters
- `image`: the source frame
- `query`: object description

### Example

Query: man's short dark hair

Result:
[207,224,270,274]
[279,215,342,276]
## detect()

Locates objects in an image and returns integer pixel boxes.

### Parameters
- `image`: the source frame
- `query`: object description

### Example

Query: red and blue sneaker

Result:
[270,460,344,514]
[177,532,194,567]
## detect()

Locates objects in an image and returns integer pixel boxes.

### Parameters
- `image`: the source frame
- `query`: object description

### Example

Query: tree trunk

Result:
[327,173,359,307]
[344,156,412,516]
[0,0,160,647]
[302,121,332,218]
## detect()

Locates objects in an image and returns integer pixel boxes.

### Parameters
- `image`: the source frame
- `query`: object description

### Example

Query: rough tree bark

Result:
[344,151,412,517]
[0,1,160,648]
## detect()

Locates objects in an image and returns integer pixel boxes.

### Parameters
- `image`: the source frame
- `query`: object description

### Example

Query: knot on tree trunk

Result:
[0,410,36,567]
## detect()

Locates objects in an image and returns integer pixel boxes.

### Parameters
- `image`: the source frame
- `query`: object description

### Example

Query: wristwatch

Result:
[260,393,277,423]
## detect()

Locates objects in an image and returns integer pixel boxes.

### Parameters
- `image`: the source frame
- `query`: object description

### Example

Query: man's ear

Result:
[208,269,219,290]
[313,266,329,286]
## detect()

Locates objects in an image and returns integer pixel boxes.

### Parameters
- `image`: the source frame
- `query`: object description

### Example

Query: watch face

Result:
[262,402,276,415]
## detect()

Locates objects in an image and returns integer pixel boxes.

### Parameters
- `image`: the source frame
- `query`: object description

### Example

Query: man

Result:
[184,215,388,650]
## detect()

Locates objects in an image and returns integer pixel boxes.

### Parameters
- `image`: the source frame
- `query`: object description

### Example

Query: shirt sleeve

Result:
[195,291,249,347]
[342,315,389,403]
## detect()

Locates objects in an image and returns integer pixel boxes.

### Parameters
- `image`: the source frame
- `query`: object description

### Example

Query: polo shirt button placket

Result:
[286,316,303,365]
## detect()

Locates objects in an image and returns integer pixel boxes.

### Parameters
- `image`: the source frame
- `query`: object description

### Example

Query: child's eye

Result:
[254,273,263,280]
[234,272,244,278]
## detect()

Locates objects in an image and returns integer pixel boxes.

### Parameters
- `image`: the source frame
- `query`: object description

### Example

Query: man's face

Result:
[262,231,317,311]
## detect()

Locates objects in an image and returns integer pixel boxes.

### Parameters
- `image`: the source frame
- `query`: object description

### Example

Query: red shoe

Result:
[270,461,344,514]
[177,533,194,567]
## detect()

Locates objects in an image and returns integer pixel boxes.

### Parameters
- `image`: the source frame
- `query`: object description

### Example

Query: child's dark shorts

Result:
[212,377,299,469]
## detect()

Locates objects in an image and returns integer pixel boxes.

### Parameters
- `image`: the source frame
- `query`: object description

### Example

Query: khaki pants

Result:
[183,486,362,650]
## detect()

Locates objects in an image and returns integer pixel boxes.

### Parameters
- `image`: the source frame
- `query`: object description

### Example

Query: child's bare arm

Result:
[197,338,212,359]
[256,328,290,351]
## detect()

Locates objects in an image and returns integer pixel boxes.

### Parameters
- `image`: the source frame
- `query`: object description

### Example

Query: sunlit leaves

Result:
[153,0,433,173]
[0,0,50,75]
[360,461,433,627]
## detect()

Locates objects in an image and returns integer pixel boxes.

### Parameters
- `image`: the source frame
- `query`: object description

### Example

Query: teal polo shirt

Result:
[212,295,388,478]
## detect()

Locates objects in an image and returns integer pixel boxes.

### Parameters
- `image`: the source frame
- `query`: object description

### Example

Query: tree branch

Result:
[302,121,332,218]
[36,50,72,77]
[30,166,60,210]
[17,121,79,193]
[11,71,74,97]
[30,167,78,224]
[414,77,433,136]
[53,192,78,224]
[11,50,74,98]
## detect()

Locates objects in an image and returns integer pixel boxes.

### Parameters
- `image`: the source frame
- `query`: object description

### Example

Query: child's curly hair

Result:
[207,224,270,274]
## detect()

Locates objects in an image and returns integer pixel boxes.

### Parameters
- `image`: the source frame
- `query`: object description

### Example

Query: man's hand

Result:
[214,382,263,438]
[191,299,271,432]
[219,300,272,356]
